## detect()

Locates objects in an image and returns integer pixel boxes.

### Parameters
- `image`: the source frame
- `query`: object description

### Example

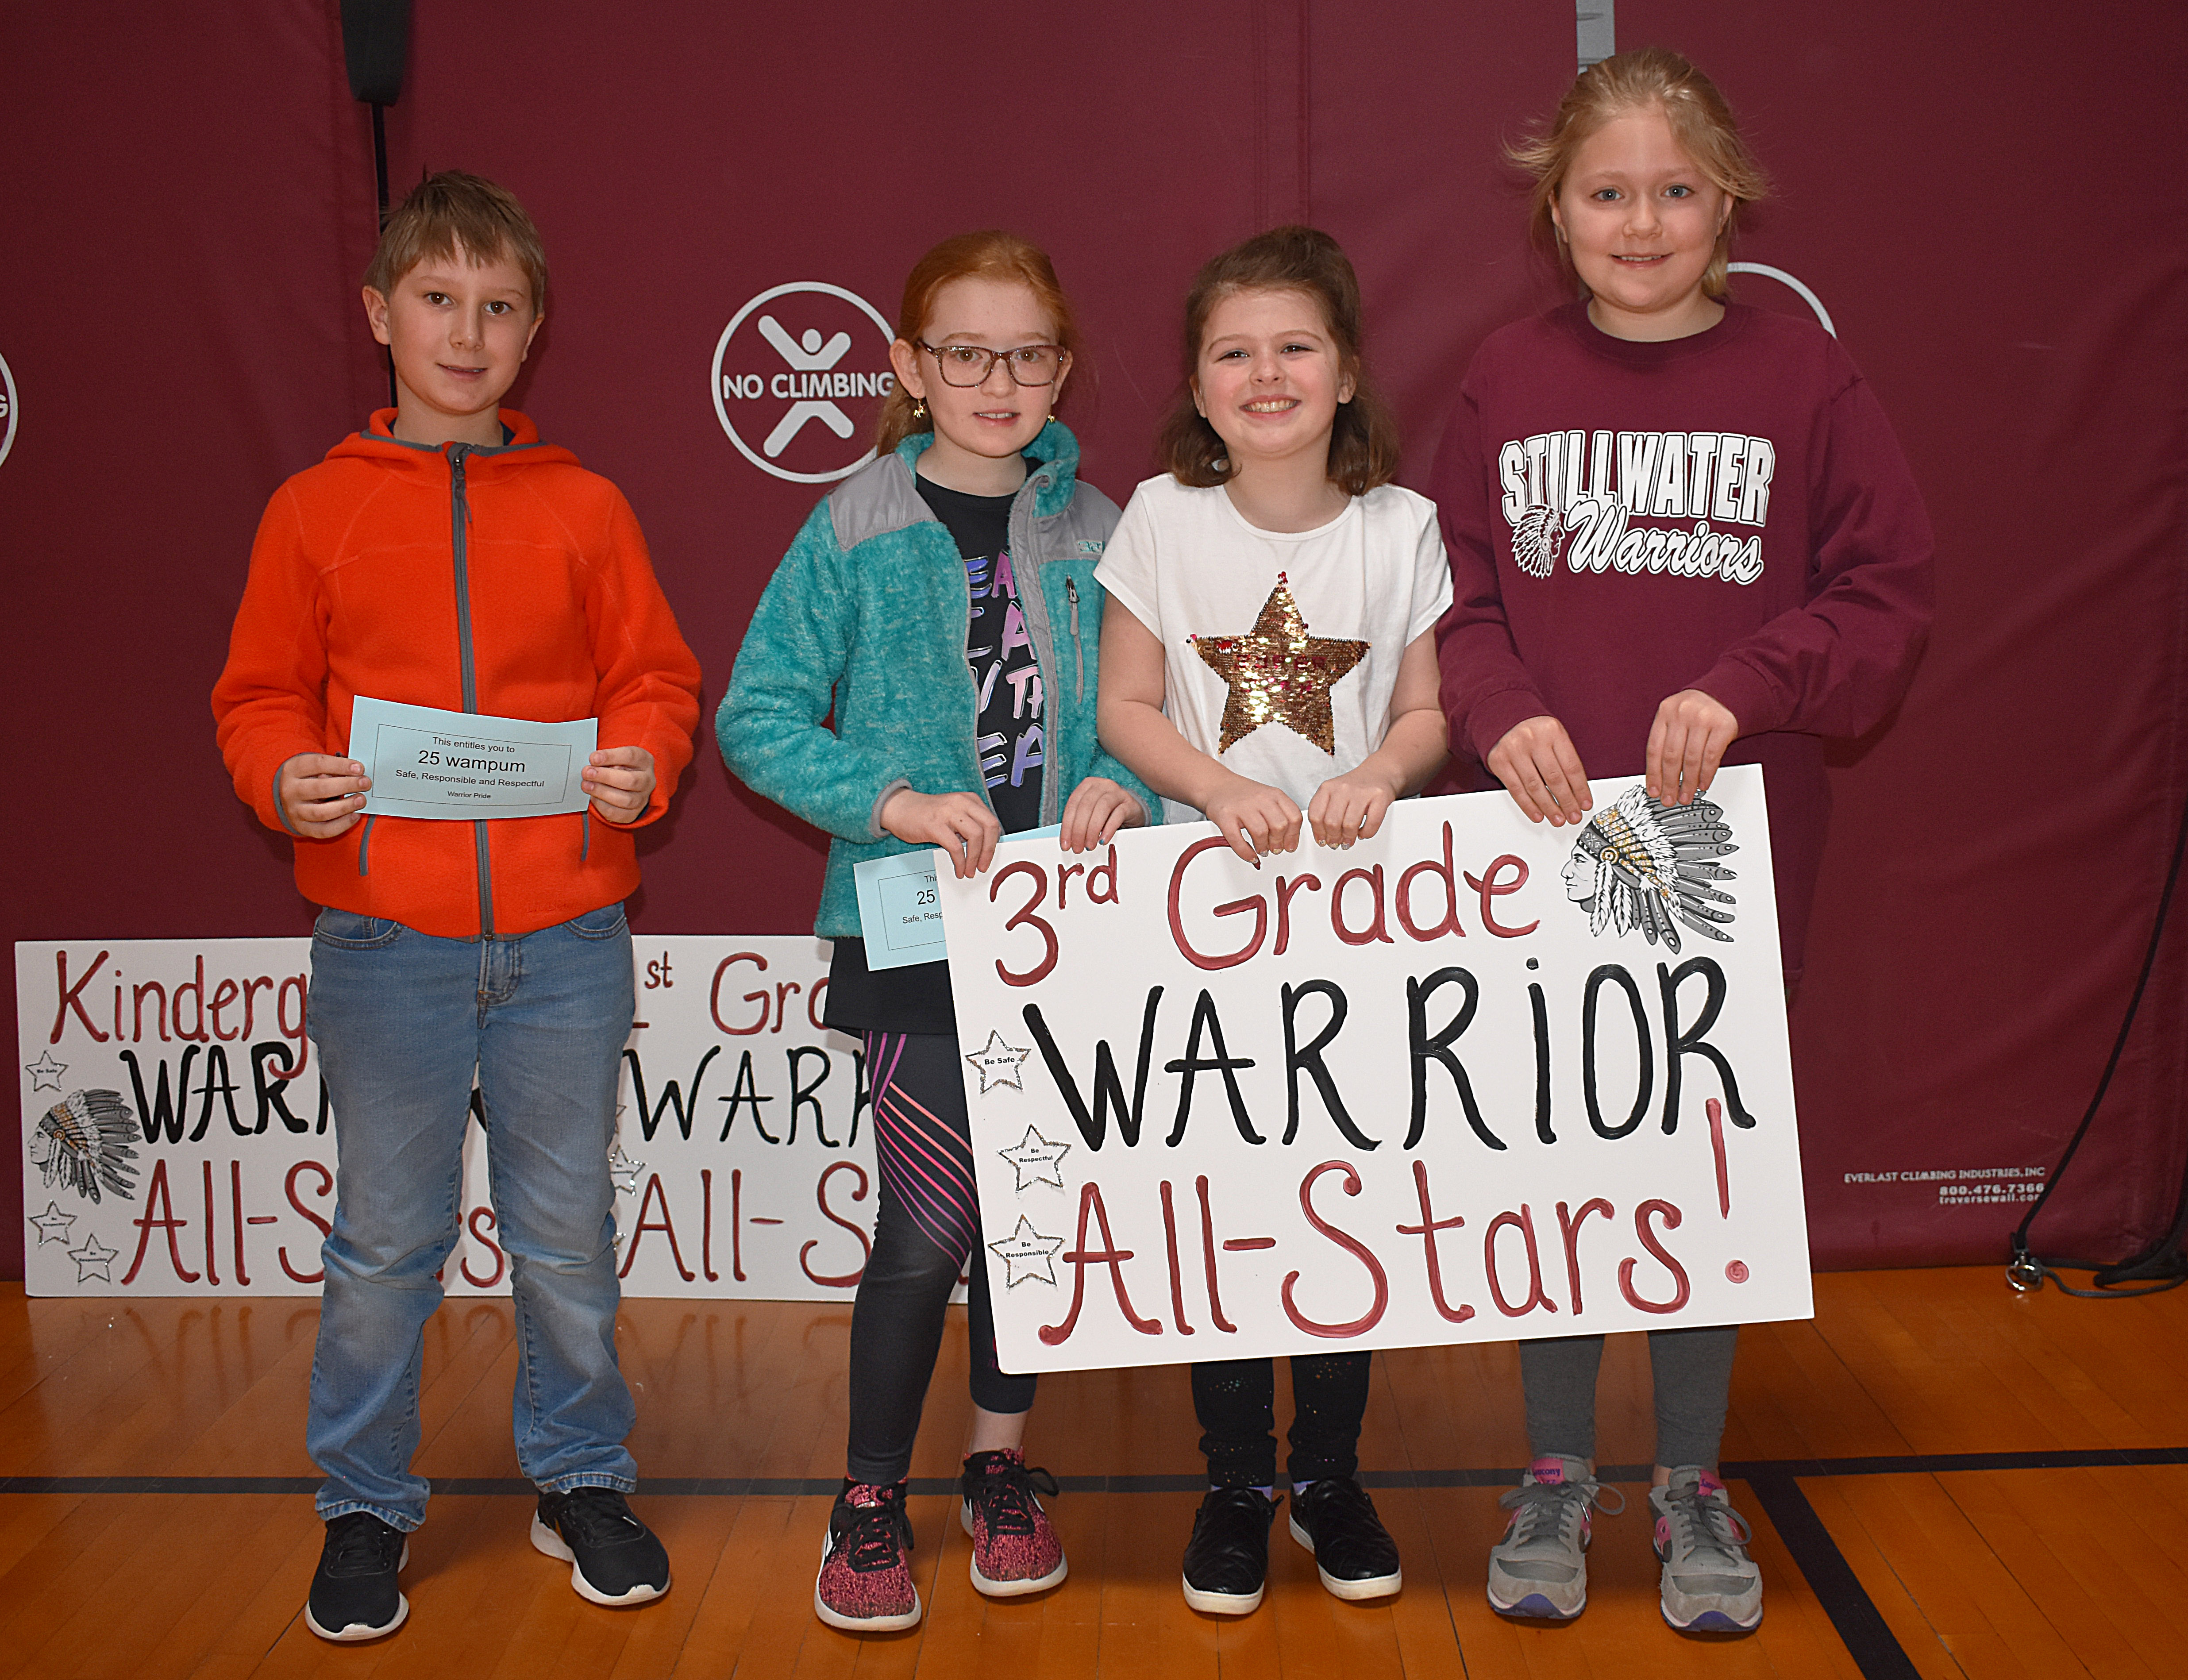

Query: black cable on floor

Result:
[2008,769,2188,1299]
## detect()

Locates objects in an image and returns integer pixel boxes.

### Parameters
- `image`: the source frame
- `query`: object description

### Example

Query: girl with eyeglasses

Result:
[1095,226,1450,1615]
[719,231,1154,1633]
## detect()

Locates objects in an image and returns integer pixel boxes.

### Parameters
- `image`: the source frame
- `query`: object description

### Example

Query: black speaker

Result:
[341,0,412,107]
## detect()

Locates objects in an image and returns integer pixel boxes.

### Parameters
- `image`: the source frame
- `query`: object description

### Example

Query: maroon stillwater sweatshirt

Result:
[1431,301,1934,979]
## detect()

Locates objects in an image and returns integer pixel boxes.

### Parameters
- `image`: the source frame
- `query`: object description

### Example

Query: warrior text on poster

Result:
[937,768,1810,1374]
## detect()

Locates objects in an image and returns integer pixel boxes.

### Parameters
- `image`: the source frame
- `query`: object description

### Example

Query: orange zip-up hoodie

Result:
[212,410,701,938]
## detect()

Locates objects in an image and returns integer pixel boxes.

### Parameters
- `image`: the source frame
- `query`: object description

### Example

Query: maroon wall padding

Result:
[4,1,2183,1277]
[0,4,386,1276]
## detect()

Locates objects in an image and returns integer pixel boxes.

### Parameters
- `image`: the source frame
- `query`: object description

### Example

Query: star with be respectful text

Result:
[964,1029,1032,1095]
[607,1141,643,1196]
[1189,573,1369,754]
[67,1232,118,1285]
[28,1202,76,1246]
[23,1051,66,1092]
[998,1127,1071,1192]
[987,1216,1067,1288]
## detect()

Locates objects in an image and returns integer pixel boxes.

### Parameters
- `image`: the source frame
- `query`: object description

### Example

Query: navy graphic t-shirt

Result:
[823,462,1046,1036]
[916,470,1045,832]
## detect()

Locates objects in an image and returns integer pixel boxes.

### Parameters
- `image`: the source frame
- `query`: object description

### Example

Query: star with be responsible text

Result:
[964,1029,1032,1095]
[23,1051,66,1092]
[987,1216,1067,1288]
[68,1232,118,1285]
[28,1202,76,1246]
[997,1127,1071,1192]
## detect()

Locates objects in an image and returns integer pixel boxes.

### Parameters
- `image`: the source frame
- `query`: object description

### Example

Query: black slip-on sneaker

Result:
[1182,1487,1279,1614]
[1288,1476,1402,1600]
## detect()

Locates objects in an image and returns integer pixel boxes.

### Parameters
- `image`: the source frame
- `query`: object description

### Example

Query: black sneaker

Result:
[530,1487,671,1606]
[1181,1487,1279,1614]
[1288,1476,1403,1600]
[304,1511,408,1641]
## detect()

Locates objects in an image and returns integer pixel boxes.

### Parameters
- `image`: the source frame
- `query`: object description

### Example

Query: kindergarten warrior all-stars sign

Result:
[939,767,1810,1374]
[16,937,879,1299]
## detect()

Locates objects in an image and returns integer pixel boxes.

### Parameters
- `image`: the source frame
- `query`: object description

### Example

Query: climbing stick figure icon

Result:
[757,315,855,457]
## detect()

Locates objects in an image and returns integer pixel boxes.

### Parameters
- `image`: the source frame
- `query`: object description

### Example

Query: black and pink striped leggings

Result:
[846,1030,1035,1487]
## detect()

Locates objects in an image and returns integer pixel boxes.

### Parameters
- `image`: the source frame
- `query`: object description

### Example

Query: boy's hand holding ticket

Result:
[277,754,372,837]
[582,745,656,823]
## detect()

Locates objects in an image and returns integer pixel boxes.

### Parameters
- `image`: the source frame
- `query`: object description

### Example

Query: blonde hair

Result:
[1508,48,1768,300]
[873,231,1083,457]
[364,170,548,311]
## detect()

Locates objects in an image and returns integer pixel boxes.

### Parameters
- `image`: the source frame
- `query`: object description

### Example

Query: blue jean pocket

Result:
[313,908,403,949]
[567,903,628,941]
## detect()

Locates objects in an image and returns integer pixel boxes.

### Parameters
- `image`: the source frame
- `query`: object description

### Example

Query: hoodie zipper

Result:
[1066,576,1084,703]
[448,444,494,937]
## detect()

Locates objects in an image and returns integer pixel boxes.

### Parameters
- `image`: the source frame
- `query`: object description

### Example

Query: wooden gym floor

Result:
[0,1267,2184,1678]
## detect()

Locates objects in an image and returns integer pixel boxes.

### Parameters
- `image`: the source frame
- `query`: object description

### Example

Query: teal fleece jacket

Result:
[717,422,1159,938]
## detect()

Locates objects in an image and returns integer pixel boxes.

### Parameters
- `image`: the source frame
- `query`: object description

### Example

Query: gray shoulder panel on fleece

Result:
[828,454,929,552]
[1049,479,1122,549]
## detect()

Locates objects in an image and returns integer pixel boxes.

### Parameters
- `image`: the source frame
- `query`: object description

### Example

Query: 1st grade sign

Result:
[938,768,1810,1374]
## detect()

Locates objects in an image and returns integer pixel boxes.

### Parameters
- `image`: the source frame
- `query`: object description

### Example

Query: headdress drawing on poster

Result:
[1561,785,1738,952]
[28,1089,141,1205]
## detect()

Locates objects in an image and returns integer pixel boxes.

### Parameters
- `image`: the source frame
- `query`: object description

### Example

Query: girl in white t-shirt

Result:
[1096,226,1450,1616]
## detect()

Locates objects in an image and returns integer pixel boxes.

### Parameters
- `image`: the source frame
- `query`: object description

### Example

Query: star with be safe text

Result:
[964,1030,1033,1095]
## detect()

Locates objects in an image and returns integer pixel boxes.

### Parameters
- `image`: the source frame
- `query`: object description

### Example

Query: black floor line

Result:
[1744,1469,1920,1680]
[6,1445,2177,1680]
[4,1443,2182,1499]
[8,1443,2176,1500]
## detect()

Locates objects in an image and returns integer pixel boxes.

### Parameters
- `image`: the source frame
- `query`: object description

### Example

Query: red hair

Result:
[873,231,1084,455]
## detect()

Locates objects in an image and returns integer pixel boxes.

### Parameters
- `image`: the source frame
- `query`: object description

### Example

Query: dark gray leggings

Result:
[1520,1325,1739,1469]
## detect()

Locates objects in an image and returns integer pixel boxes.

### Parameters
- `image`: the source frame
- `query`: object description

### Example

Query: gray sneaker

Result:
[1486,1456,1621,1620]
[1649,1467,1762,1633]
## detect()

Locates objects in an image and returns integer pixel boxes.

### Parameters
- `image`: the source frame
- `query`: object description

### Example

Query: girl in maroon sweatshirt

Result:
[1431,48,1932,1634]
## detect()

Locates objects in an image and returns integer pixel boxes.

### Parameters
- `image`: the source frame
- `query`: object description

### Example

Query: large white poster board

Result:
[938,769,1810,1374]
[17,936,878,1299]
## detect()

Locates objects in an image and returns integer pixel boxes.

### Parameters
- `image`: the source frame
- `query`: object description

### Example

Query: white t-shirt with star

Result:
[1096,474,1452,822]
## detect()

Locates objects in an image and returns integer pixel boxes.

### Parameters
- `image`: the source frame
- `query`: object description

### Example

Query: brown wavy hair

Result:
[1154,226,1398,495]
[364,170,548,311]
[873,231,1084,457]
[1508,47,1769,301]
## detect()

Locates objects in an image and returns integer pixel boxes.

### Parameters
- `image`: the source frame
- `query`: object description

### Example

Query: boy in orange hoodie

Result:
[212,172,700,1642]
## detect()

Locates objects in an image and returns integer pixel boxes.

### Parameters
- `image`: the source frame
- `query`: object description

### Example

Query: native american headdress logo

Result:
[1511,505,1568,579]
[28,1089,140,1204]
[1560,785,1738,952]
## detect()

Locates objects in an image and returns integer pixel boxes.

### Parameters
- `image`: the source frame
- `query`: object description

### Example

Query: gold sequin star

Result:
[1190,574,1369,755]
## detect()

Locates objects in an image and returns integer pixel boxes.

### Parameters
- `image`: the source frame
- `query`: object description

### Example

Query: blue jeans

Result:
[305,904,638,1530]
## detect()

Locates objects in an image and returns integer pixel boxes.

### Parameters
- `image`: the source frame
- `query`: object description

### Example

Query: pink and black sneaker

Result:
[815,1480,921,1632]
[959,1449,1067,1597]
